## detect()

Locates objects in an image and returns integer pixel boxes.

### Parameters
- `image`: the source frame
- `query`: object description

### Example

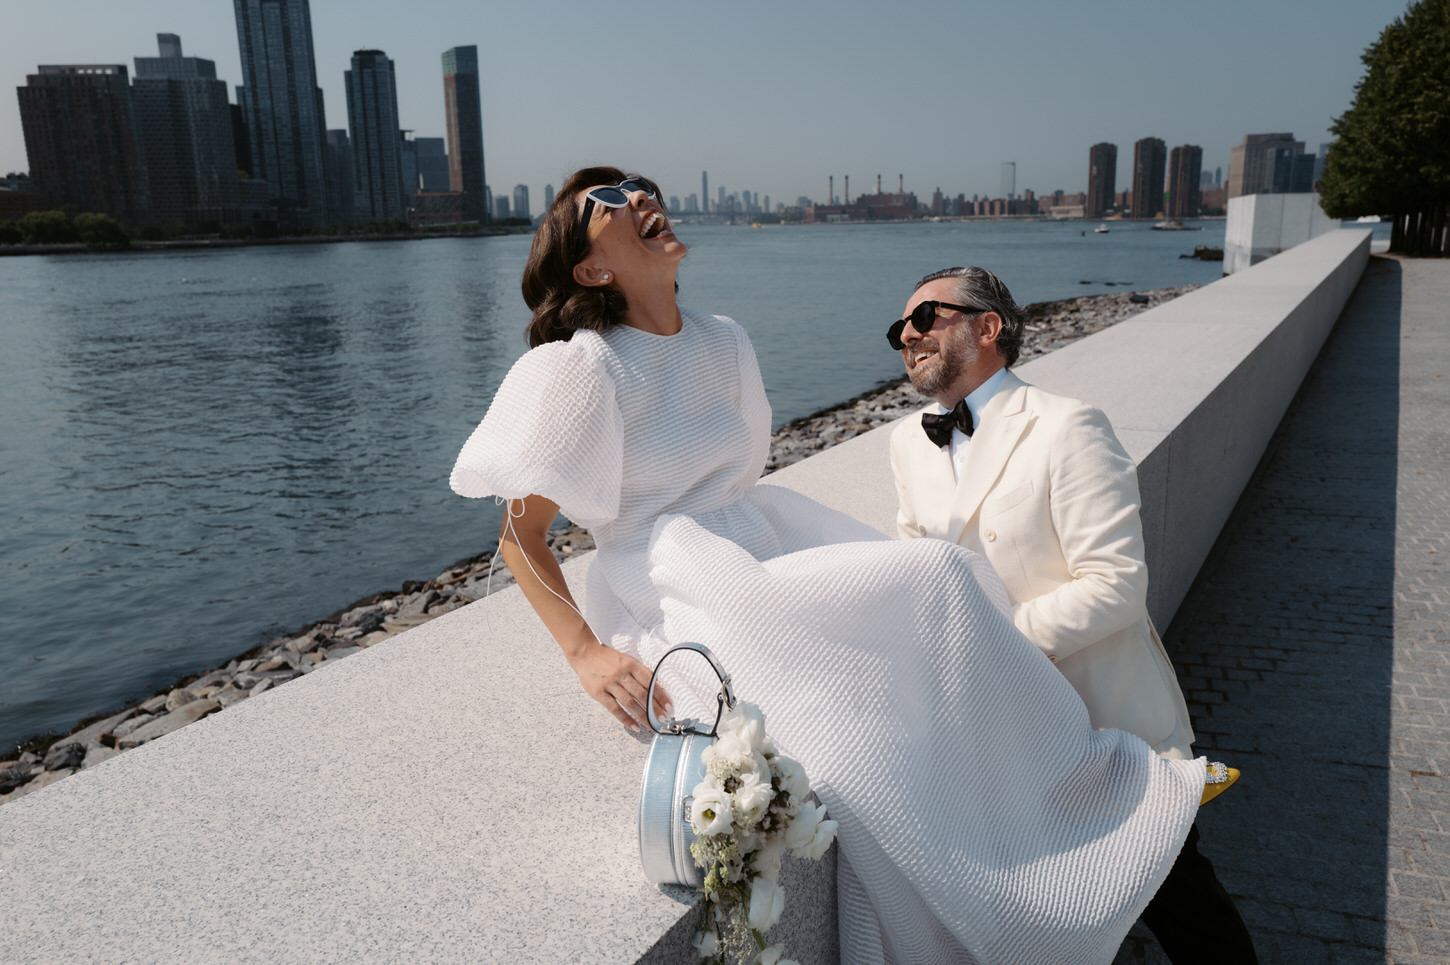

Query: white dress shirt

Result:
[940,367,1010,480]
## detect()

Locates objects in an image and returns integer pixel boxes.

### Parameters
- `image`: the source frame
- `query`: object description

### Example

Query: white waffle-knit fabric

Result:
[451,309,1204,965]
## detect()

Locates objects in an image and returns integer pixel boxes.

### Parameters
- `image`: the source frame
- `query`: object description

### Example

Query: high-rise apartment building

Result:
[18,64,151,225]
[1001,161,1015,200]
[400,132,418,200]
[442,46,486,224]
[233,0,329,230]
[543,183,556,212]
[324,128,355,223]
[702,171,709,213]
[1166,145,1203,219]
[1227,133,1304,198]
[132,34,244,229]
[513,184,530,221]
[1086,142,1116,219]
[1130,137,1166,219]
[345,49,405,222]
[494,195,510,220]
[416,137,449,192]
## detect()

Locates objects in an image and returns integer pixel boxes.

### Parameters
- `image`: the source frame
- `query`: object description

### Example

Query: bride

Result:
[450,166,1205,964]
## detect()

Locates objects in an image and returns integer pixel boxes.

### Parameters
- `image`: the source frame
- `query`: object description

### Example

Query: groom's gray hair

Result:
[913,266,1025,367]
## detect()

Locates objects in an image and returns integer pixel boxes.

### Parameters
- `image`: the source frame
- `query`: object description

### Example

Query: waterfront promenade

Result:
[1116,254,1450,963]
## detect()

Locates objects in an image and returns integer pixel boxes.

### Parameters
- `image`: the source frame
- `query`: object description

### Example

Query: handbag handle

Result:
[646,642,737,737]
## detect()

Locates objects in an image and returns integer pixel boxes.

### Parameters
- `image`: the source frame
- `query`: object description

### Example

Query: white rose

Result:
[794,818,838,861]
[712,730,754,770]
[717,702,768,755]
[772,756,809,805]
[733,771,774,828]
[756,945,783,965]
[747,878,785,931]
[784,801,823,850]
[690,785,733,837]
[691,930,717,958]
[751,839,787,884]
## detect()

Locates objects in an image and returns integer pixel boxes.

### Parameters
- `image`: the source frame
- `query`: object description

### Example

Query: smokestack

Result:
[844,175,849,204]
[877,174,881,194]
[899,173,904,194]
[828,175,833,205]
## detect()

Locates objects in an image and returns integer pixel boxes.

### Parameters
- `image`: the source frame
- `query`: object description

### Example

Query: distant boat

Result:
[1094,224,1110,234]
[1152,219,1196,231]
[1355,215,1382,223]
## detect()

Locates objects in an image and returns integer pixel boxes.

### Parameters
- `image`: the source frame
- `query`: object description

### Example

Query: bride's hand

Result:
[568,642,671,731]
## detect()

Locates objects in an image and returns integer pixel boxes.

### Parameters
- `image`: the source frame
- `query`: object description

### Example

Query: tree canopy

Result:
[1319,0,1449,254]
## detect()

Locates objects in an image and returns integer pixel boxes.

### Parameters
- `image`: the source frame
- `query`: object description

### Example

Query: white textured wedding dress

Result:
[451,309,1204,965]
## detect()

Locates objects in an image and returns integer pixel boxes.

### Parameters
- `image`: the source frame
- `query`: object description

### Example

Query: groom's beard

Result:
[906,327,978,397]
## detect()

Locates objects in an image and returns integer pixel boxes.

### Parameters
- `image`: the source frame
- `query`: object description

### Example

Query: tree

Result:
[1320,0,1450,255]
[18,210,78,245]
[73,212,130,249]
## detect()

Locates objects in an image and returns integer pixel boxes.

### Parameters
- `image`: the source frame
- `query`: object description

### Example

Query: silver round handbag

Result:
[637,642,736,887]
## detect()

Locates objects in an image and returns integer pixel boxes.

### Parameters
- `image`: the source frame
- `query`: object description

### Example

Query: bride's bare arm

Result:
[498,494,668,731]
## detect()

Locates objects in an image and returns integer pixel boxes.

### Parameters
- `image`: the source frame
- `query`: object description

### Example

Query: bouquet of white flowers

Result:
[687,701,837,965]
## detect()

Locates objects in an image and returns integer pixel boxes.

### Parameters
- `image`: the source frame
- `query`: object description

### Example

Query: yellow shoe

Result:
[1200,762,1240,806]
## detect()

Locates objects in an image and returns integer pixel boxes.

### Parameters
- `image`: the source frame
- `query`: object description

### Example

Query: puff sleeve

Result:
[449,337,623,529]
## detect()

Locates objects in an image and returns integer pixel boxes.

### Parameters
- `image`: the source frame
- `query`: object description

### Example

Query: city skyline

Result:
[1,0,1409,211]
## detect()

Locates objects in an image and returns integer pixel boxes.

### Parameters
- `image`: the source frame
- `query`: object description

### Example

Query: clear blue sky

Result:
[1,0,1410,207]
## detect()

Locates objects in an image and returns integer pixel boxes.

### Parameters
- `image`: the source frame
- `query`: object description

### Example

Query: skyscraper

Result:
[1227,133,1303,198]
[702,171,709,213]
[1166,144,1202,219]
[1001,162,1015,200]
[416,138,449,192]
[1130,137,1166,219]
[543,183,555,212]
[399,132,417,200]
[345,49,405,221]
[1086,142,1116,219]
[18,64,151,226]
[233,0,330,230]
[324,128,355,224]
[513,184,530,221]
[442,46,486,223]
[132,34,241,229]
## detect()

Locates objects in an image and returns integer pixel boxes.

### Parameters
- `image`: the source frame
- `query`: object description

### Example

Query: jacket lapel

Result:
[947,371,1031,545]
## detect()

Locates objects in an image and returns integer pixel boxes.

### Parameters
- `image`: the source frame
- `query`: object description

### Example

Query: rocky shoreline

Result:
[0,284,1197,805]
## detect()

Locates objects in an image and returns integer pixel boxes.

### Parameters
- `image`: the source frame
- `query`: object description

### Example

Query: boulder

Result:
[0,763,38,794]
[118,698,221,750]
[82,744,120,769]
[110,713,156,739]
[42,742,85,771]
[67,708,138,748]
[165,688,198,712]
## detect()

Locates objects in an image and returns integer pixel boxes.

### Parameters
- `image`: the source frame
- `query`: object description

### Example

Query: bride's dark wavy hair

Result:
[521,165,666,348]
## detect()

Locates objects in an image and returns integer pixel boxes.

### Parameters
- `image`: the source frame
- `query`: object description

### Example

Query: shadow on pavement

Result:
[1118,256,1404,963]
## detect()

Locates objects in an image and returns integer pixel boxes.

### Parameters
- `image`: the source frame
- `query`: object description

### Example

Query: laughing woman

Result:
[450,166,1205,965]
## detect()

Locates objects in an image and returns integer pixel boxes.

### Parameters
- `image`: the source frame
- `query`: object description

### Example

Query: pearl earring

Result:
[603,273,611,281]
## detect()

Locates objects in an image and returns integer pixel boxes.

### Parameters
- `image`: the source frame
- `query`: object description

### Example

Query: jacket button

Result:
[985,530,997,542]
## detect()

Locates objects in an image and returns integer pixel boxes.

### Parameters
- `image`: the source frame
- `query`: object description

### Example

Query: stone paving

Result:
[1113,254,1450,964]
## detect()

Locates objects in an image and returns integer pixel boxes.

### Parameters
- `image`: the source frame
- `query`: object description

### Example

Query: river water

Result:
[0,219,1227,750]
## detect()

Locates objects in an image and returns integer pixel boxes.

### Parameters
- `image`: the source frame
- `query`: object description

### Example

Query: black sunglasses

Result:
[886,301,983,350]
[574,178,659,258]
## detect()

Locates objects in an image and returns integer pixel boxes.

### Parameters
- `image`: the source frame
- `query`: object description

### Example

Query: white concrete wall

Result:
[0,229,1370,964]
[1224,193,1340,273]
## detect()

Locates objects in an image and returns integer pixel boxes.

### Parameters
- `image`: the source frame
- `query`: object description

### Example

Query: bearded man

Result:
[887,266,1257,965]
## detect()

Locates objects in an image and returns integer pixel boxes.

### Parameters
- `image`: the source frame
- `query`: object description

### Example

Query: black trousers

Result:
[1139,824,1259,964]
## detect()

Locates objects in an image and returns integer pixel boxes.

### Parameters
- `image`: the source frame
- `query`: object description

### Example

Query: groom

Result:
[887,266,1257,964]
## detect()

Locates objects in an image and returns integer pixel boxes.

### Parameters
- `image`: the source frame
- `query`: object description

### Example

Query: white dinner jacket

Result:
[890,369,1195,759]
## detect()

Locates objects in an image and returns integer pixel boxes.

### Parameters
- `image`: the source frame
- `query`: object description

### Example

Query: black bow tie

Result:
[921,398,974,447]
